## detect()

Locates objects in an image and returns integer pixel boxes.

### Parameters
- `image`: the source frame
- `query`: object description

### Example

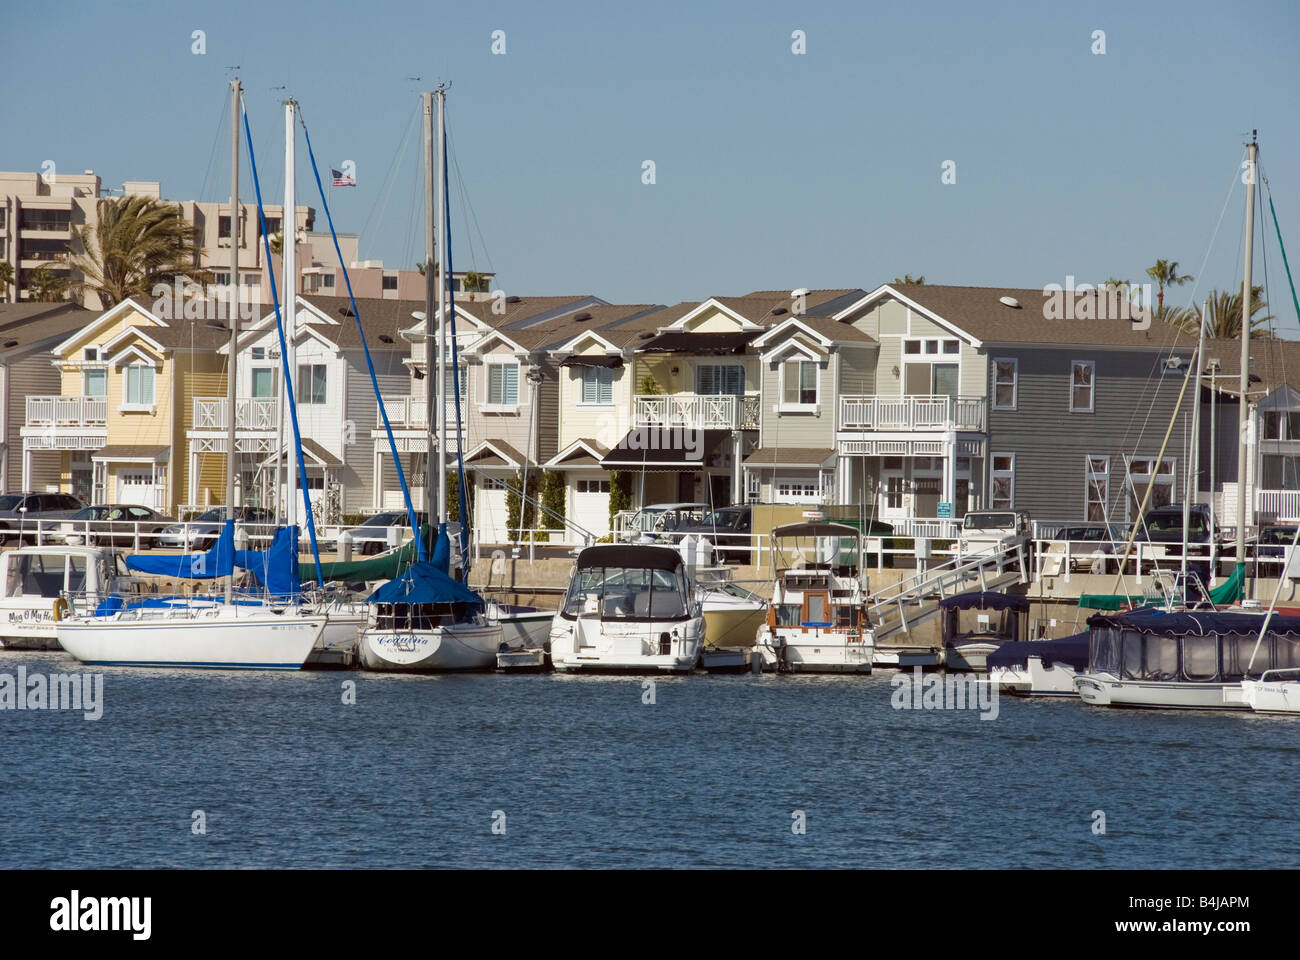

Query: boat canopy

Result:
[987,634,1089,671]
[575,543,684,571]
[312,528,424,582]
[1087,606,1300,637]
[125,519,234,579]
[771,521,862,541]
[1078,563,1244,610]
[366,561,484,608]
[938,591,1029,613]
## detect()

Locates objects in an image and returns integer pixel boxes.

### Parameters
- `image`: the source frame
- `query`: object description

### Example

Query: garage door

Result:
[117,470,161,509]
[571,475,610,538]
[475,476,510,543]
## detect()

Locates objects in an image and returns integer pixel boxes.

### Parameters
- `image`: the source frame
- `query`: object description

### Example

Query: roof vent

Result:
[2,340,17,348]
[574,311,592,322]
[769,306,788,316]
[506,296,522,304]
[999,296,1021,309]
[378,334,394,344]
[638,331,656,340]
[791,287,809,298]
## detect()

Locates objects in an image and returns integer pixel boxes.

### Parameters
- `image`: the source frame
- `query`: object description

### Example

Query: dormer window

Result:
[83,346,103,363]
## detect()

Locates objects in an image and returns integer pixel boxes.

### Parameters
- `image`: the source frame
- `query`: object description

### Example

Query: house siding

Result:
[4,352,62,494]
[986,346,1193,522]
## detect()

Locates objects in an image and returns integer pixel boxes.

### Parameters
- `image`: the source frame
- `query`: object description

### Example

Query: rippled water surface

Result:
[2,650,1294,868]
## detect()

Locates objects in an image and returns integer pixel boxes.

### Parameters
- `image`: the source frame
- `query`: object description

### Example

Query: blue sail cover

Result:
[938,591,1030,612]
[234,525,301,598]
[431,523,451,575]
[366,561,484,608]
[126,519,234,579]
[987,633,1090,671]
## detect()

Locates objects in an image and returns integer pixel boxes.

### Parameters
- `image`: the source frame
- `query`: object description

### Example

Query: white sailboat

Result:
[356,86,502,672]
[56,82,331,671]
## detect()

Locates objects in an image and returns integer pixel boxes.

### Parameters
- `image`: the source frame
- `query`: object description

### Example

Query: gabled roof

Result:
[0,302,91,357]
[834,284,1184,349]
[544,438,610,469]
[54,297,165,355]
[1203,338,1300,397]
[463,438,530,469]
[752,314,876,351]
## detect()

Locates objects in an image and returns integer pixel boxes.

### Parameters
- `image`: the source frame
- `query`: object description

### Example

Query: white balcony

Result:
[839,395,986,432]
[25,395,107,428]
[192,397,279,431]
[633,394,760,430]
[379,396,467,430]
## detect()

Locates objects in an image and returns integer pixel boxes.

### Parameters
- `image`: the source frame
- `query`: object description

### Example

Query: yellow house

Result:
[26,297,228,512]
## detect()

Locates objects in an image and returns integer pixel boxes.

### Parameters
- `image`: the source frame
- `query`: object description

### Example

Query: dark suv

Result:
[0,492,87,544]
[674,505,753,563]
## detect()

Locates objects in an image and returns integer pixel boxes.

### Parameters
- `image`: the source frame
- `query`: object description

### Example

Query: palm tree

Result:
[893,274,925,285]
[1145,259,1193,316]
[463,270,487,292]
[69,195,208,308]
[29,267,70,302]
[1164,286,1273,339]
[0,262,13,302]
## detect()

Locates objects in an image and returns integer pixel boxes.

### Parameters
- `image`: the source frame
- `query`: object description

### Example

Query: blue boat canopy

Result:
[1087,607,1300,637]
[366,561,484,608]
[126,519,234,579]
[986,633,1090,671]
[938,591,1030,613]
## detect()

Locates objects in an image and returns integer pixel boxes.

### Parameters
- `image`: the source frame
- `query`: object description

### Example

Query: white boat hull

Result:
[358,622,502,671]
[1073,671,1249,710]
[549,615,703,673]
[490,606,555,650]
[56,607,325,670]
[943,641,1001,673]
[758,626,874,674]
[1237,678,1300,715]
[988,658,1079,697]
[306,613,363,668]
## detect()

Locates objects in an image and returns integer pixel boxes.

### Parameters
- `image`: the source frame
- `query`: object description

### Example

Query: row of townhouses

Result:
[2,284,1298,539]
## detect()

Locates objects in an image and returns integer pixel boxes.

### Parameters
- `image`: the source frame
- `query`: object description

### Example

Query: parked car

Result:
[342,511,430,555]
[1132,503,1216,581]
[1256,524,1298,573]
[673,505,753,563]
[60,504,177,548]
[617,502,709,542]
[0,492,87,545]
[1042,522,1128,573]
[155,506,276,551]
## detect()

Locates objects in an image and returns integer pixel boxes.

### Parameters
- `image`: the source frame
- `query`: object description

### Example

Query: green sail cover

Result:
[308,525,429,582]
[1077,563,1244,610]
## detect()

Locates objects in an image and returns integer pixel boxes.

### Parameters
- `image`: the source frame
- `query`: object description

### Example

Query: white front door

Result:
[475,477,510,543]
[116,469,159,509]
[878,456,908,521]
[570,475,611,539]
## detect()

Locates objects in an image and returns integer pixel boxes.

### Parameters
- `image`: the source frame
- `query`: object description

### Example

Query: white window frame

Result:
[695,363,745,396]
[83,367,107,398]
[296,363,327,405]
[578,366,615,407]
[993,357,1017,410]
[575,478,611,494]
[778,358,820,411]
[1070,360,1095,413]
[1125,456,1176,520]
[1085,455,1110,522]
[990,452,1015,510]
[483,359,520,410]
[120,362,156,412]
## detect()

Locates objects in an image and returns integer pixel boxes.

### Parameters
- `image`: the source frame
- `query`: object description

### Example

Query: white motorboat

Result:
[755,520,874,673]
[488,601,556,651]
[940,591,1028,672]
[1071,608,1300,710]
[0,545,146,650]
[987,633,1088,697]
[550,544,705,673]
[1234,669,1300,714]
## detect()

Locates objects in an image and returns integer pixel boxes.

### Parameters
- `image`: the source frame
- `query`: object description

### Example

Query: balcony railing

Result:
[25,395,107,428]
[1257,489,1300,520]
[633,393,760,430]
[192,397,279,430]
[839,395,986,432]
[380,396,468,429]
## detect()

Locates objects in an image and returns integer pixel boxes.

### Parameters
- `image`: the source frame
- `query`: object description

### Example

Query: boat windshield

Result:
[562,565,690,620]
[963,512,1017,530]
[6,554,69,598]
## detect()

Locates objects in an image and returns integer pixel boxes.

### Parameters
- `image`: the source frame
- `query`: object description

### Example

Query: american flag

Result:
[331,168,356,187]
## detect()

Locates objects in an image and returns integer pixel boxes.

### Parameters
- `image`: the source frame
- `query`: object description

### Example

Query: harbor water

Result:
[2,650,1294,869]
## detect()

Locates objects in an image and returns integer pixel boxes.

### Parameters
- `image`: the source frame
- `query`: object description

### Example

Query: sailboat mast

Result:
[284,99,298,531]
[436,86,449,523]
[1236,133,1257,567]
[422,91,436,525]
[225,78,241,605]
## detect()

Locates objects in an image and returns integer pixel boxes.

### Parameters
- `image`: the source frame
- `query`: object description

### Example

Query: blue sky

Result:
[4,0,1299,325]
